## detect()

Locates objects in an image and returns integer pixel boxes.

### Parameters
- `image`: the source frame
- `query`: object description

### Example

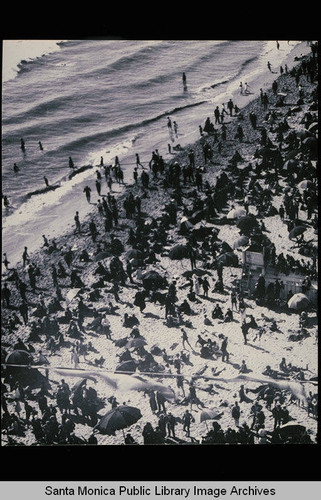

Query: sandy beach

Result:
[1,41,318,447]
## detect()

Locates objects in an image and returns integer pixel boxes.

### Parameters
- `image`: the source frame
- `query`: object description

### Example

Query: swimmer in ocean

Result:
[13,163,20,173]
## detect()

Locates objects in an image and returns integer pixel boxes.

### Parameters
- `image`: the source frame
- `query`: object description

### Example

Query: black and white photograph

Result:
[1,39,318,470]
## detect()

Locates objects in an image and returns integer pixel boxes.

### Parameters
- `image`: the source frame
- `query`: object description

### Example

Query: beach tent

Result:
[217,252,239,267]
[287,293,310,311]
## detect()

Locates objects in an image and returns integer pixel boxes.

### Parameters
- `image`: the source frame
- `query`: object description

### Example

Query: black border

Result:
[1,17,320,483]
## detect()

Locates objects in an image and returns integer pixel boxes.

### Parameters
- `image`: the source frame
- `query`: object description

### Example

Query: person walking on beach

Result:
[173,121,178,138]
[239,81,243,95]
[182,72,187,89]
[69,156,74,169]
[136,153,144,168]
[74,211,81,234]
[96,178,102,196]
[83,186,91,203]
[20,138,25,152]
[181,329,193,351]
[267,61,272,72]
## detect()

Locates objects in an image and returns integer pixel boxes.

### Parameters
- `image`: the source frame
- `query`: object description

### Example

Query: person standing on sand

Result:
[182,72,187,89]
[22,247,30,267]
[227,99,234,116]
[182,409,195,437]
[231,401,241,427]
[83,186,91,203]
[262,93,269,110]
[221,336,229,362]
[74,211,81,234]
[3,253,10,270]
[69,156,74,169]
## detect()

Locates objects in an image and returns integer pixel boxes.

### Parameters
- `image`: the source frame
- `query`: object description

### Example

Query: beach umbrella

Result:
[94,404,142,437]
[142,270,167,290]
[200,409,224,429]
[66,288,82,305]
[301,136,318,156]
[217,252,239,267]
[178,217,194,232]
[5,350,34,366]
[227,207,246,219]
[302,136,317,146]
[126,249,143,260]
[125,338,147,350]
[115,360,138,373]
[71,377,96,394]
[236,215,258,234]
[297,180,314,190]
[308,122,318,133]
[94,251,110,262]
[168,244,189,260]
[284,150,300,161]
[287,293,310,311]
[189,209,206,224]
[257,146,278,159]
[114,337,129,348]
[283,159,298,171]
[278,422,306,440]
[289,225,307,240]
[232,235,249,249]
[182,269,209,278]
[296,129,313,140]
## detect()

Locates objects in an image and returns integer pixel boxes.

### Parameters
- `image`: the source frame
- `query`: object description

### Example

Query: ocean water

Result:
[1,39,305,264]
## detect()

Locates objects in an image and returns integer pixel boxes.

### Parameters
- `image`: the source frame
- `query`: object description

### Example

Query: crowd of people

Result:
[1,44,318,446]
